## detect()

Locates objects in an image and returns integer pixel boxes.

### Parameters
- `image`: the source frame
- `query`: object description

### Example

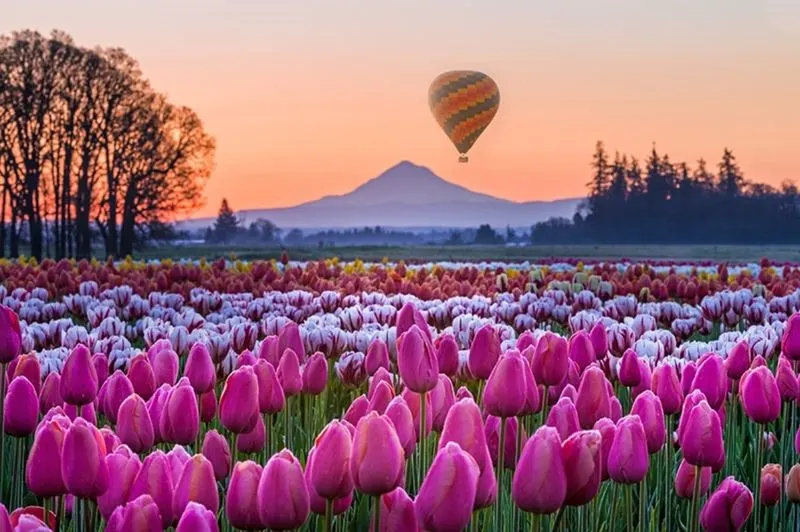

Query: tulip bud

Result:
[740,366,781,424]
[593,417,615,481]
[429,374,456,432]
[152,348,179,387]
[60,345,98,406]
[619,349,641,387]
[12,353,41,394]
[302,352,328,395]
[128,354,156,401]
[184,343,215,394]
[691,355,727,410]
[106,494,163,532]
[531,332,568,387]
[310,420,354,500]
[97,449,141,520]
[343,394,370,427]
[568,331,596,373]
[561,430,602,506]
[128,450,176,527]
[439,398,490,474]
[435,334,459,377]
[679,399,724,469]
[350,412,404,495]
[258,449,310,530]
[219,366,260,434]
[373,488,417,532]
[725,340,750,380]
[608,415,649,484]
[781,313,800,361]
[26,419,67,498]
[396,302,432,344]
[651,363,683,415]
[4,376,38,437]
[202,429,232,481]
[368,368,394,399]
[760,464,782,507]
[575,366,611,429]
[172,454,219,518]
[484,351,527,418]
[786,464,800,503]
[92,353,109,390]
[467,324,501,381]
[631,390,666,454]
[161,380,200,445]
[278,321,306,363]
[61,418,109,498]
[384,396,416,457]
[226,461,265,530]
[368,380,395,415]
[277,348,303,397]
[102,370,134,425]
[176,501,219,532]
[397,326,439,393]
[776,357,798,402]
[39,372,63,415]
[116,394,155,453]
[236,414,267,454]
[699,476,753,532]
[415,442,480,531]
[305,446,354,517]
[512,426,566,514]
[674,458,711,499]
[253,359,285,414]
[547,397,581,442]
[365,339,391,376]
[0,305,22,364]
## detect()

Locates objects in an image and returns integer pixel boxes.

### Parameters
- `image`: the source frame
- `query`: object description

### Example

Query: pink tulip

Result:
[674,458,712,499]
[106,495,162,532]
[438,398,490,474]
[781,313,800,361]
[473,453,498,510]
[400,388,433,440]
[484,351,527,418]
[161,380,200,445]
[397,326,439,393]
[575,366,611,429]
[26,419,67,498]
[350,412,404,495]
[97,449,141,520]
[343,394,370,427]
[384,396,416,457]
[519,356,541,416]
[485,415,524,470]
[434,334,459,377]
[365,338,391,376]
[368,368,394,399]
[593,417,616,480]
[0,305,22,363]
[547,397,581,442]
[128,450,176,527]
[227,461,266,530]
[257,449,310,530]
[116,394,155,453]
[608,415,649,484]
[429,374,456,432]
[60,345,98,406]
[176,501,219,532]
[306,447,354,517]
[569,330,596,373]
[302,352,328,395]
[725,340,750,380]
[415,442,480,532]
[368,380,395,415]
[740,366,781,424]
[253,359,285,414]
[310,420,354,500]
[651,363,683,415]
[127,354,156,401]
[257,335,280,366]
[531,332,568,387]
[618,349,641,387]
[680,399,724,469]
[760,464,782,507]
[691,354,727,410]
[11,353,40,393]
[631,390,666,454]
[468,324,501,380]
[776,357,798,402]
[61,417,108,498]
[396,302,432,344]
[102,371,134,424]
[172,454,219,517]
[512,426,566,514]
[236,414,267,454]
[152,348,180,387]
[277,348,303,397]
[699,476,753,532]
[184,343,215,394]
[589,321,608,359]
[278,321,306,362]
[561,430,602,506]
[39,372,63,415]
[681,361,697,397]
[202,429,232,481]
[219,366,260,434]
[3,377,38,437]
[373,488,417,532]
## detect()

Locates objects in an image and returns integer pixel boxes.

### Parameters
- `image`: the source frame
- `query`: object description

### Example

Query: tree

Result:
[473,224,502,245]
[211,198,239,243]
[718,148,743,197]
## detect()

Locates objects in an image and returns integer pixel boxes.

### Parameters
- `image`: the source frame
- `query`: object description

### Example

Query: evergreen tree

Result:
[212,198,239,243]
[718,148,744,197]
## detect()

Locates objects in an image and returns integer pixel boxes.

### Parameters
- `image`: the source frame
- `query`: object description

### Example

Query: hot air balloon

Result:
[428,70,500,163]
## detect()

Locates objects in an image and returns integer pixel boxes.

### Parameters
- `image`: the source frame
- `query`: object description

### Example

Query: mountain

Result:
[184,161,582,230]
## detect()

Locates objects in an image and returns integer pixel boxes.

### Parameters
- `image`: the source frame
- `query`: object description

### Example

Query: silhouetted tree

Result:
[473,224,503,245]
[210,199,239,243]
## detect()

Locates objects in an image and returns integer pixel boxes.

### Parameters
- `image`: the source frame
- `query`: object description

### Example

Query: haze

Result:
[6,0,799,217]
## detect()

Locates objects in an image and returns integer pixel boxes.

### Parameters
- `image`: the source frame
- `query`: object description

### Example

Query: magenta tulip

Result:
[512,426,566,514]
[674,458,712,499]
[397,325,439,393]
[60,345,98,406]
[438,398,490,474]
[781,313,800,361]
[39,372,63,415]
[236,413,267,454]
[547,397,581,442]
[127,354,156,401]
[365,339,391,376]
[740,366,781,424]
[429,374,455,431]
[184,343,215,394]
[106,495,162,532]
[152,348,180,387]
[691,354,727,410]
[102,370,134,424]
[531,332,568,387]
[725,340,750,380]
[593,417,616,481]
[253,359,285,414]
[484,351,527,418]
[619,349,641,387]
[176,501,219,532]
[26,419,67,497]
[468,324,501,380]
[258,449,310,530]
[651,363,683,415]
[302,352,328,395]
[311,420,354,500]
[575,366,611,429]
[277,348,303,397]
[631,390,666,454]
[607,415,649,484]
[561,430,602,506]
[680,399,725,469]
[97,449,142,520]
[368,380,395,415]
[4,376,38,437]
[350,412,404,495]
[61,417,109,498]
[0,305,21,363]
[227,461,265,530]
[219,365,260,434]
[116,394,155,453]
[569,330,596,373]
[202,429,232,481]
[172,454,219,518]
[699,476,754,532]
[415,442,480,532]
[373,488,417,532]
[306,446,354,517]
[435,333,459,377]
[161,380,200,445]
[384,396,416,457]
[128,450,176,527]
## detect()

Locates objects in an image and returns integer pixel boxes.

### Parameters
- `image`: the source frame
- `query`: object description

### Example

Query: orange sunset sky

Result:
[6,0,800,218]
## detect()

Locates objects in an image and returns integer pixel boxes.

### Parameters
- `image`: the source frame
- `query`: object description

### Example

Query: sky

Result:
[5,0,800,217]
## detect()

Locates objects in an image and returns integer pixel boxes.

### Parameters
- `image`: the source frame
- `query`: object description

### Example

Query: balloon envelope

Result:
[428,71,500,161]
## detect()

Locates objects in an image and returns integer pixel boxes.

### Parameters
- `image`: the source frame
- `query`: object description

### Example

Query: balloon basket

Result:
[458,155,469,163]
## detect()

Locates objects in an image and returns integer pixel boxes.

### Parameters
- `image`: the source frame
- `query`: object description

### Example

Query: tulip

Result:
[343,394,370,427]
[456,385,474,401]
[575,366,611,429]
[760,463,781,507]
[751,355,767,369]
[373,488,417,532]
[116,394,155,453]
[547,397,581,442]
[106,494,162,532]
[99,427,120,454]
[631,390,666,454]
[219,366,259,434]
[176,501,219,532]
[128,354,156,401]
[92,353,109,389]
[258,449,310,530]
[468,324,501,380]
[589,321,608,359]
[619,349,641,387]
[161,380,200,445]
[60,345,98,406]
[61,418,108,498]
[128,450,175,527]
[512,426,566,514]
[776,357,798,402]
[608,415,649,484]
[253,359,285,414]
[415,442,480,532]
[237,349,257,368]
[368,368,394,399]
[26,419,67,497]
[199,389,217,423]
[485,415,524,470]
[676,389,707,444]
[434,334,459,377]
[39,372,63,415]
[699,476,753,532]
[561,430,602,506]
[152,347,180,387]
[278,321,306,362]
[102,371,134,424]
[651,363,683,415]
[167,445,192,483]
[691,354,727,410]
[681,361,697,397]
[569,330,596,373]
[396,302,432,344]
[593,417,615,480]
[610,396,622,422]
[277,348,303,396]
[311,420,354,500]
[350,412,404,495]
[680,399,724,469]
[438,398,490,474]
[0,305,21,363]
[725,340,750,380]
[484,351,527,418]
[305,446,354,519]
[786,464,800,503]
[400,388,433,440]
[517,357,541,416]
[473,452,498,510]
[365,338,391,376]
[4,377,38,437]
[781,313,800,361]
[397,325,439,393]
[236,413,267,454]
[227,461,265,530]
[531,331,568,387]
[12,353,40,393]
[368,380,395,415]
[674,458,712,499]
[257,335,280,366]
[740,366,781,424]
[64,401,96,425]
[172,454,219,517]
[185,343,216,394]
[384,396,416,457]
[429,374,455,432]
[97,449,142,520]
[147,383,170,443]
[0,505,9,532]
[302,352,328,395]
[202,430,232,481]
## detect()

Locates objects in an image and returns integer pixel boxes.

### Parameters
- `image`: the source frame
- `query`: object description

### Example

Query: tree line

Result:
[531,142,800,244]
[0,30,215,260]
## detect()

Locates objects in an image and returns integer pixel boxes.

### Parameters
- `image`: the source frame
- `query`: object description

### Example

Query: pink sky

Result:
[5,1,800,217]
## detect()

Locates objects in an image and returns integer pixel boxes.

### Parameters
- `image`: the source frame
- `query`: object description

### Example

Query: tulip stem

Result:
[285,397,293,451]
[550,506,565,532]
[324,498,333,532]
[514,420,523,531]
[627,484,634,532]
[496,417,506,532]
[639,475,646,532]
[689,464,702,532]
[755,423,764,530]
[419,391,427,482]
[0,361,5,505]
[373,494,381,531]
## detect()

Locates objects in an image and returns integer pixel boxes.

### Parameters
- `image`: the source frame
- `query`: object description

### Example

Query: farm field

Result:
[0,256,798,531]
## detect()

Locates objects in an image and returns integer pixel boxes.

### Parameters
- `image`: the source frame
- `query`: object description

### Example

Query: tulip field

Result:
[1,256,800,531]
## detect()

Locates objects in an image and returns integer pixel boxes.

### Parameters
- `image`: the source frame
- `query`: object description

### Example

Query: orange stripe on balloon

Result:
[449,106,499,145]
[432,78,498,122]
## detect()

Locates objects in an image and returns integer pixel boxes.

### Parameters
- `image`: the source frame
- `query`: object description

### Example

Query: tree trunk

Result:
[0,181,6,258]
[9,208,19,258]
[119,181,138,257]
